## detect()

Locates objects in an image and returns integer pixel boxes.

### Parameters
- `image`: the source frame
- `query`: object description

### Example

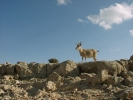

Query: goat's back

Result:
[84,49,97,58]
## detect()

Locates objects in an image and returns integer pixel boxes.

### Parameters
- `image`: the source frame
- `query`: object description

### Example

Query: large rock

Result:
[46,63,59,77]
[28,63,46,78]
[47,72,62,82]
[45,81,56,91]
[118,87,133,99]
[77,61,127,76]
[54,60,80,77]
[14,62,32,79]
[130,55,133,62]
[98,70,108,83]
[79,73,96,79]
[0,64,7,75]
[0,64,15,76]
[103,75,124,86]
[124,77,133,86]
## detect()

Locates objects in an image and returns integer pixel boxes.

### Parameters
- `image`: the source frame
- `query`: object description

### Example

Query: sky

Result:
[0,0,133,64]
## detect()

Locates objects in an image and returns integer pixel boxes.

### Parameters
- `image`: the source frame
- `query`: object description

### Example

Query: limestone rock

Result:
[118,87,133,99]
[80,73,96,79]
[47,72,62,81]
[28,63,46,78]
[46,81,56,91]
[35,89,48,97]
[15,63,32,79]
[104,75,124,85]
[130,55,133,62]
[46,63,59,77]
[124,77,133,86]
[0,89,4,95]
[98,70,108,82]
[6,64,15,75]
[77,61,125,76]
[54,60,80,77]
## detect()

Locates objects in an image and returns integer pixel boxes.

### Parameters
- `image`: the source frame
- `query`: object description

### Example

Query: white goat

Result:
[75,42,99,61]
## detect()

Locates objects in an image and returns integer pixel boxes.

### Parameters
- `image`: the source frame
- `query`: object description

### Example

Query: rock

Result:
[104,75,124,86]
[3,85,12,91]
[117,59,130,72]
[6,64,15,75]
[17,61,27,65]
[46,81,56,91]
[118,87,133,99]
[0,64,7,75]
[60,77,79,91]
[2,75,14,80]
[130,55,133,62]
[2,95,11,100]
[79,73,96,79]
[98,70,108,83]
[127,71,133,78]
[46,63,59,77]
[0,89,4,95]
[74,76,81,82]
[54,60,80,77]
[47,72,62,81]
[28,63,46,78]
[77,61,125,76]
[35,89,48,97]
[15,80,21,85]
[124,77,133,86]
[15,63,32,79]
[88,70,108,85]
[89,75,101,85]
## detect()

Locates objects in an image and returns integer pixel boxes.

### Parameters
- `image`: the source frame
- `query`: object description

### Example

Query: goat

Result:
[75,42,99,61]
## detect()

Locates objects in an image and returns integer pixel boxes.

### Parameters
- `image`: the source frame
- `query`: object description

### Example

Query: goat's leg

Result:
[85,57,86,61]
[82,57,84,61]
[93,57,97,61]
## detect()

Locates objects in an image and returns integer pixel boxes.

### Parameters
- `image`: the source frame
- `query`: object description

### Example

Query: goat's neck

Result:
[78,46,84,53]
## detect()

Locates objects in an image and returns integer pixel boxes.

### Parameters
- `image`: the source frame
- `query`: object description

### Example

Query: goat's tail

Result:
[97,50,99,52]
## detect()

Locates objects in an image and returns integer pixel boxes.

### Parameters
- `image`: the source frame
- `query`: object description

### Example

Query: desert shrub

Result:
[48,58,59,63]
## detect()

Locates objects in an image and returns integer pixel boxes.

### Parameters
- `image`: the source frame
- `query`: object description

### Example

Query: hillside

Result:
[0,58,133,100]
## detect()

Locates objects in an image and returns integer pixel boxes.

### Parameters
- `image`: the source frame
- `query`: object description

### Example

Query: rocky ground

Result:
[0,56,133,100]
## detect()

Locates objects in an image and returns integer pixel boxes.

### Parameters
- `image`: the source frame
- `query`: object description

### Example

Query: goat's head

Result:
[75,42,82,50]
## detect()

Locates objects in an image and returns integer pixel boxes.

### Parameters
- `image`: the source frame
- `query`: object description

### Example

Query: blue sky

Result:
[0,0,133,64]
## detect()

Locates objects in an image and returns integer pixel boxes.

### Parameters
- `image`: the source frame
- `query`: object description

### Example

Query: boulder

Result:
[54,60,80,77]
[77,61,125,76]
[28,63,46,78]
[124,77,133,86]
[14,63,32,79]
[0,64,7,75]
[35,89,48,98]
[46,63,59,77]
[6,64,15,75]
[79,73,96,79]
[118,87,133,99]
[127,71,133,78]
[60,77,79,91]
[89,75,101,85]
[47,72,62,82]
[0,89,4,95]
[103,75,124,86]
[98,70,108,83]
[2,75,14,80]
[130,55,133,62]
[45,81,56,91]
